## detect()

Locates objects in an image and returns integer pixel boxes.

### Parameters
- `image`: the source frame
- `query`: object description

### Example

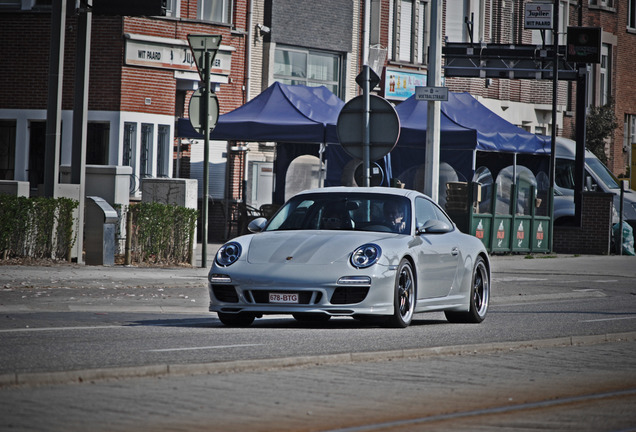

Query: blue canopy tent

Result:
[176,82,345,204]
[209,81,344,143]
[177,82,344,142]
[326,91,550,192]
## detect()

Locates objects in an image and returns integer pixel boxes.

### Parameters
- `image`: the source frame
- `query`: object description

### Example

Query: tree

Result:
[586,99,618,165]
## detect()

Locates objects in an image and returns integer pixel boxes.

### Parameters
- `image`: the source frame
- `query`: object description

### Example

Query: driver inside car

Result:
[384,201,407,233]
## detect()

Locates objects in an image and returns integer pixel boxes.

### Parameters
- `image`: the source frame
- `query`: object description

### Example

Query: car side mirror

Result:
[248,217,268,233]
[417,219,452,234]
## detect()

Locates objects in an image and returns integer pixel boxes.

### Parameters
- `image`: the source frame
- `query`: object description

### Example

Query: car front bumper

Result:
[208,261,398,317]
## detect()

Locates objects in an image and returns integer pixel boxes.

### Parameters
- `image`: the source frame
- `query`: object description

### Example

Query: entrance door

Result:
[250,161,273,208]
[0,120,16,180]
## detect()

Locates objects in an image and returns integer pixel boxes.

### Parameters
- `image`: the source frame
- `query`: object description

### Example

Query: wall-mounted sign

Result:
[524,3,553,30]
[384,69,427,100]
[124,33,233,76]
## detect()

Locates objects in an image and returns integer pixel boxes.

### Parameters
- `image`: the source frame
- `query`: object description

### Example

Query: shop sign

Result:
[524,3,553,30]
[384,69,427,100]
[124,34,232,75]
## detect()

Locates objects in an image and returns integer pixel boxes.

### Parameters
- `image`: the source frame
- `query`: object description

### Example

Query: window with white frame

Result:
[600,43,611,106]
[165,0,179,17]
[444,0,485,43]
[157,125,170,177]
[123,122,136,168]
[590,0,614,8]
[624,115,636,151]
[629,0,636,30]
[274,47,342,97]
[140,124,153,178]
[198,0,232,24]
[389,0,430,64]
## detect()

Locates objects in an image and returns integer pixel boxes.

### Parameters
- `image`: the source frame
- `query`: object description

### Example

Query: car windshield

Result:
[265,193,412,234]
[587,157,620,189]
[556,157,620,190]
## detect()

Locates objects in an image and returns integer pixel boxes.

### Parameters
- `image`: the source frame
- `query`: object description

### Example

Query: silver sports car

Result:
[208,187,490,328]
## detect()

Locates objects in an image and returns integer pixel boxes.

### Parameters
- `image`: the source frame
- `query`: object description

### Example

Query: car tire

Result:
[445,256,489,323]
[217,312,255,327]
[385,259,415,328]
[292,313,331,322]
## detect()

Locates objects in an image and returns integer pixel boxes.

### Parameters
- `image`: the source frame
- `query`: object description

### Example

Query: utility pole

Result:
[425,0,442,203]
[43,0,67,198]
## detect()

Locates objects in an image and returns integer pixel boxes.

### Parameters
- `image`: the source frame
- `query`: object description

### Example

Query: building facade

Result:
[2,0,634,243]
[0,0,248,199]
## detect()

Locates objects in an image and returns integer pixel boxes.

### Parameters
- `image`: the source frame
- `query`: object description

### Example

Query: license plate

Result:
[269,293,299,303]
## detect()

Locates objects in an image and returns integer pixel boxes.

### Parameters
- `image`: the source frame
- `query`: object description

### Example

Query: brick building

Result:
[559,0,636,179]
[364,0,635,181]
[0,0,248,200]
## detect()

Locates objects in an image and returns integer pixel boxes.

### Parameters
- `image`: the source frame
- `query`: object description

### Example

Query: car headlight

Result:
[350,244,381,269]
[215,242,242,267]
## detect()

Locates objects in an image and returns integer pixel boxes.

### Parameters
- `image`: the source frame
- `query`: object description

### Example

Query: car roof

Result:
[295,186,426,200]
[555,137,595,159]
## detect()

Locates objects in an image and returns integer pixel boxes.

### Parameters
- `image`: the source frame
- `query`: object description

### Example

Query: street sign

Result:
[355,68,381,91]
[415,86,448,101]
[336,94,400,161]
[524,3,553,30]
[187,34,222,81]
[188,88,219,135]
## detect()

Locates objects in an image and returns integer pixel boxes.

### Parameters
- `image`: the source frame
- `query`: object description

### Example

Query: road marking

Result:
[0,319,211,333]
[581,316,636,323]
[143,344,263,353]
[0,325,124,333]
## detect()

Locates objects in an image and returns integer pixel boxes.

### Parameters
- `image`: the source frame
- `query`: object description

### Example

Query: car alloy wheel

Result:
[387,259,415,328]
[445,256,489,323]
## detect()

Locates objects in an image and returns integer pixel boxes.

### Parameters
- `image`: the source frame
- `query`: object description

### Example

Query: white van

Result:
[553,137,636,231]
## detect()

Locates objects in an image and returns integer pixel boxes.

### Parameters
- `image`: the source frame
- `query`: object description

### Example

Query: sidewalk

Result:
[1,246,635,291]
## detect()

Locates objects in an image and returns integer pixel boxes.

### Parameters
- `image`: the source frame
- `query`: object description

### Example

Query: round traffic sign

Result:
[188,88,220,135]
[336,94,400,161]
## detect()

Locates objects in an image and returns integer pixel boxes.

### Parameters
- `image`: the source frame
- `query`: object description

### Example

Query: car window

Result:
[555,158,575,189]
[415,197,453,230]
[265,193,411,234]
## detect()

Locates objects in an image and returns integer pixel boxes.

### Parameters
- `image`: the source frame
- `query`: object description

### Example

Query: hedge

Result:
[0,195,78,261]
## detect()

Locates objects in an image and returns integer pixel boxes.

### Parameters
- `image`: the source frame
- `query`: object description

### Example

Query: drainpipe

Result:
[362,0,370,68]
[246,0,253,102]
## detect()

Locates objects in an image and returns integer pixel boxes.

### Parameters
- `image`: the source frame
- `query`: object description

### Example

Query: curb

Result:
[2,331,635,389]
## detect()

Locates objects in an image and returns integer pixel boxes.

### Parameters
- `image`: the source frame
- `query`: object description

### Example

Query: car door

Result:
[413,197,460,299]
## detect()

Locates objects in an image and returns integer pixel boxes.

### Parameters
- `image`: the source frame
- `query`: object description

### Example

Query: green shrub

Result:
[0,195,78,260]
[129,202,197,265]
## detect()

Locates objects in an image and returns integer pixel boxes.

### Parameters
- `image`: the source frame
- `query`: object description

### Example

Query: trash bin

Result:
[85,196,119,266]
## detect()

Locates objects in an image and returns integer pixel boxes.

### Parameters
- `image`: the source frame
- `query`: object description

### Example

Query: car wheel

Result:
[217,312,255,327]
[292,313,331,322]
[445,256,489,323]
[386,259,415,328]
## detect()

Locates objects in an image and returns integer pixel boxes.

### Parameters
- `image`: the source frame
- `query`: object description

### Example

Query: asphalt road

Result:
[0,253,635,431]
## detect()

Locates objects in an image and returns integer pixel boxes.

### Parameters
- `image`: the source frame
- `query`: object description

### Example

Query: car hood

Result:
[246,231,397,265]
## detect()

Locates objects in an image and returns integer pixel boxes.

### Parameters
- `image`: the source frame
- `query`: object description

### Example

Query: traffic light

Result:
[92,0,167,16]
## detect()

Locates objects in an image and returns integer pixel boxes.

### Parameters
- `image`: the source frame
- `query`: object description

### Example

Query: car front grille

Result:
[212,285,239,303]
[330,287,369,304]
